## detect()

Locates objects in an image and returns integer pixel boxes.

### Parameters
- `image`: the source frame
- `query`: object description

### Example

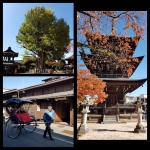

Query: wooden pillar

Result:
[70,101,73,125]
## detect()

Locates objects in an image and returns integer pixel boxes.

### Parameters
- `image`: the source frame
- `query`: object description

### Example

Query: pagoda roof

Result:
[85,33,140,56]
[100,78,147,82]
[100,78,147,93]
[130,56,144,76]
[3,47,18,54]
[81,50,144,78]
[3,47,18,57]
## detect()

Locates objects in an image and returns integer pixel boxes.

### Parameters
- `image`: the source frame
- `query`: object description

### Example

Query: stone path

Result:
[77,122,147,140]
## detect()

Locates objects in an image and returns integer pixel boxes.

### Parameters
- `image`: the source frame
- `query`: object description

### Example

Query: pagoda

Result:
[80,32,147,107]
[3,47,19,74]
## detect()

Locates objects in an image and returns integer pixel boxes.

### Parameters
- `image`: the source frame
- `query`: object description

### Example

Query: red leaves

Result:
[77,69,108,106]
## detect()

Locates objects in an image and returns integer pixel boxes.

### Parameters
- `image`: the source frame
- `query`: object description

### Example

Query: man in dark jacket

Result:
[43,106,55,141]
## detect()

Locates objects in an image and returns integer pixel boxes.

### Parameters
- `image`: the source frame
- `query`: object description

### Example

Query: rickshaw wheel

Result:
[24,115,36,133]
[5,117,21,139]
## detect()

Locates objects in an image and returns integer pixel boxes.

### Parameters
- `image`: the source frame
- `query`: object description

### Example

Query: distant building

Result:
[125,96,137,104]
[140,94,147,103]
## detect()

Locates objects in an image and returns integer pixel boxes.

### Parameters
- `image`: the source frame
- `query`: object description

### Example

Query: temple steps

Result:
[102,115,118,124]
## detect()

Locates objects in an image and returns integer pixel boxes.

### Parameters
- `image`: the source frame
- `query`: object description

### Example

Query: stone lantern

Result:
[78,95,93,135]
[134,97,147,133]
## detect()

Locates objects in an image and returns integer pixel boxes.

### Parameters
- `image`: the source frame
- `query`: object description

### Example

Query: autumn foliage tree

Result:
[77,69,108,106]
[77,11,147,76]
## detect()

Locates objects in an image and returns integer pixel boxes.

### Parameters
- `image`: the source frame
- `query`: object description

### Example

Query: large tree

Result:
[77,11,147,75]
[16,6,70,71]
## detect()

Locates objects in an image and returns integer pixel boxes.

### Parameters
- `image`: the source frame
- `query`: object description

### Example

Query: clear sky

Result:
[77,11,147,97]
[3,76,67,90]
[3,3,74,60]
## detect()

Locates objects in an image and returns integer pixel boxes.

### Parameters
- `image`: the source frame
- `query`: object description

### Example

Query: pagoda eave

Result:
[100,78,147,94]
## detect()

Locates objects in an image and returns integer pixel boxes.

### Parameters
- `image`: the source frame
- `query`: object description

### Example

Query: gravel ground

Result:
[77,122,147,140]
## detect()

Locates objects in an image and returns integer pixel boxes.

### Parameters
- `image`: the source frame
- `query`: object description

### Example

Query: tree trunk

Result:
[38,51,47,73]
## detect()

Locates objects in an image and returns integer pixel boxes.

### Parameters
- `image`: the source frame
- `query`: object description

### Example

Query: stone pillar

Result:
[116,103,120,122]
[134,108,146,133]
[102,102,106,123]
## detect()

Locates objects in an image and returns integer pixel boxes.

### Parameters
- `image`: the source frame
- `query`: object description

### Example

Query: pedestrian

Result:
[43,106,55,141]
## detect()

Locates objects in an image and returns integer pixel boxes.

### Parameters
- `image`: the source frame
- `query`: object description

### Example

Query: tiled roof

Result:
[21,90,74,100]
[19,76,73,91]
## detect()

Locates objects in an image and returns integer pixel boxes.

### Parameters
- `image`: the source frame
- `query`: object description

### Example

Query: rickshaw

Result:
[3,98,37,139]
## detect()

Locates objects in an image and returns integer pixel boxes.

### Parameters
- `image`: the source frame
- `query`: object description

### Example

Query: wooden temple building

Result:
[3,76,74,125]
[79,33,147,117]
[3,47,19,74]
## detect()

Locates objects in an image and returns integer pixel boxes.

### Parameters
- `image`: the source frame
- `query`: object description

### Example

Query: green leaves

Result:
[16,6,70,68]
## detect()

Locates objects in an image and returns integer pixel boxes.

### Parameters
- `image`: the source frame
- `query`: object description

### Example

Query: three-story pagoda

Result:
[81,32,147,107]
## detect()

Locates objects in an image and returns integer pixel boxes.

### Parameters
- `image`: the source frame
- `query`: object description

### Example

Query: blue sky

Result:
[3,76,67,90]
[3,3,74,60]
[77,11,147,97]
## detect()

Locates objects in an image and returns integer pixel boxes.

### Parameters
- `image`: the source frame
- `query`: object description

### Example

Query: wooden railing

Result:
[87,104,137,115]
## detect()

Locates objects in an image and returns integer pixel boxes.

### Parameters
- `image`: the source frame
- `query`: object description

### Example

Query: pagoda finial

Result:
[8,46,11,50]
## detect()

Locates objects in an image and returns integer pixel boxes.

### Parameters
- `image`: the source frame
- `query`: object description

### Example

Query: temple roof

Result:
[3,47,18,57]
[3,47,18,54]
[100,78,147,93]
[85,33,140,56]
[100,78,147,82]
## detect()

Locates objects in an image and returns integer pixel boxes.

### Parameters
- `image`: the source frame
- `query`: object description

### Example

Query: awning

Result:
[21,90,73,100]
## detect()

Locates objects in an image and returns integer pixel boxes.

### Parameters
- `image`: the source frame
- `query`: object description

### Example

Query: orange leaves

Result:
[139,11,145,15]
[106,11,112,16]
[132,58,139,63]
[77,69,108,106]
[78,11,146,43]
[104,49,108,53]
[126,66,134,76]
[83,28,88,34]
[110,29,116,35]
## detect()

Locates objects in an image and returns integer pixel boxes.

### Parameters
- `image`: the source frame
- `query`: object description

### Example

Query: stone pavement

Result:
[77,122,147,140]
[37,121,74,137]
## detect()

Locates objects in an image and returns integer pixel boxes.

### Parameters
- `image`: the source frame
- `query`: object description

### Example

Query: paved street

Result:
[3,121,74,147]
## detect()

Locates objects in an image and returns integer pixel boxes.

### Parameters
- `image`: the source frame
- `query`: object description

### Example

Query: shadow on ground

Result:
[92,129,135,133]
[3,124,74,147]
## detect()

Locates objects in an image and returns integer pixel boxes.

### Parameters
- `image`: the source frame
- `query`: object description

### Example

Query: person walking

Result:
[43,106,55,141]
